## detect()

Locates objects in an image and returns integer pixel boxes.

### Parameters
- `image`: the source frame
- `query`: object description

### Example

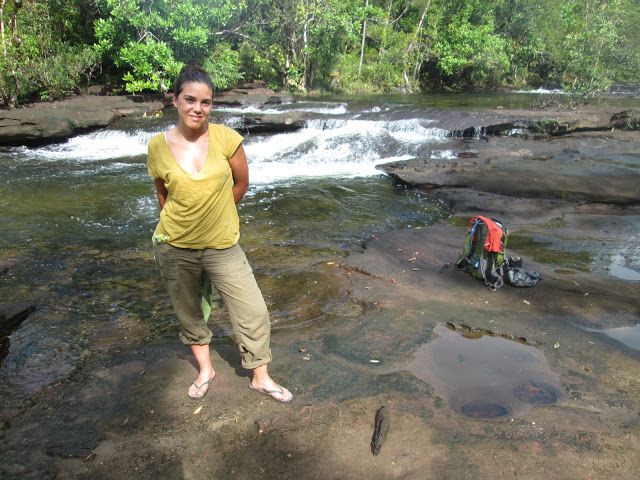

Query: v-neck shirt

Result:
[147,124,244,249]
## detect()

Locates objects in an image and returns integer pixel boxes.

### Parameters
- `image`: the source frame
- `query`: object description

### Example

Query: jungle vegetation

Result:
[0,0,639,107]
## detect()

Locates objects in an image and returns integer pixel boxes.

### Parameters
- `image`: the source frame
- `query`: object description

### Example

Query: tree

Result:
[1,1,98,107]
[559,0,638,95]
[94,0,243,93]
[432,0,510,88]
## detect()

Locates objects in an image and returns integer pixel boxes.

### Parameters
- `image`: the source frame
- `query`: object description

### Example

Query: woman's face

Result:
[173,81,213,131]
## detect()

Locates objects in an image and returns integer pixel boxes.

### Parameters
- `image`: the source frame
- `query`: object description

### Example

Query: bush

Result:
[31,46,99,100]
[203,42,244,91]
[117,40,183,94]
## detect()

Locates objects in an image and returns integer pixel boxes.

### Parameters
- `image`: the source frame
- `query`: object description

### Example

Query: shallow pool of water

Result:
[405,324,566,419]
[583,324,640,351]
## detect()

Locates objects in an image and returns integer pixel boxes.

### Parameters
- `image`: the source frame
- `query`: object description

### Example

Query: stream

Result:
[1,91,638,400]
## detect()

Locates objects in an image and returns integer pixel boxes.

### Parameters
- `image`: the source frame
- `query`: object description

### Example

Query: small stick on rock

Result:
[371,406,390,455]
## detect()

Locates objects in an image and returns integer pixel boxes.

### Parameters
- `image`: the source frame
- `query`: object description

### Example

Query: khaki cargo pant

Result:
[154,243,272,369]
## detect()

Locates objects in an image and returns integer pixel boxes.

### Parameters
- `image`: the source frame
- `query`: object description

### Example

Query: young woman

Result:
[147,65,292,403]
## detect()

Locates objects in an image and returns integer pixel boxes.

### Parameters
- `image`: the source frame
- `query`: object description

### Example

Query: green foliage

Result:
[93,0,241,93]
[203,42,244,91]
[560,0,628,95]
[238,42,281,88]
[3,0,640,103]
[118,40,182,93]
[0,0,99,107]
[433,1,510,88]
[31,45,99,100]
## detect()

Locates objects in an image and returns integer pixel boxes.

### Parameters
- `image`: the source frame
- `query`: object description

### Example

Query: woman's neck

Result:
[176,122,208,142]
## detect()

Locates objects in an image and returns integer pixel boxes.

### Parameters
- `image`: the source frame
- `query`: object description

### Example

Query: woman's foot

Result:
[188,371,215,399]
[250,364,292,403]
[249,382,293,403]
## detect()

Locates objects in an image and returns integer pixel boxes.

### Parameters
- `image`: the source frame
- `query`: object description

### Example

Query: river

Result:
[1,91,638,400]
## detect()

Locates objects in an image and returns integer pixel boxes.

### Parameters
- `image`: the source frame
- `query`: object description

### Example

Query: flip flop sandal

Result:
[188,377,214,399]
[249,383,293,403]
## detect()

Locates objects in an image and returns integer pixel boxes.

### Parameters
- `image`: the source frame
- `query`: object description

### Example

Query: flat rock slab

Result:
[426,106,640,135]
[380,131,640,204]
[0,96,163,147]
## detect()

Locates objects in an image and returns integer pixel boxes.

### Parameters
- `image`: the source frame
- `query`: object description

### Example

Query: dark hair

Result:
[173,64,214,97]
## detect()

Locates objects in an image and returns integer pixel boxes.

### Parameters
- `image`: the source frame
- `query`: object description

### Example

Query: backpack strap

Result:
[456,219,482,269]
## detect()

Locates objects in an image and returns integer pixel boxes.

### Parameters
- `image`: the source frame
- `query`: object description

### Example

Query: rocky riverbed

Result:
[1,99,639,479]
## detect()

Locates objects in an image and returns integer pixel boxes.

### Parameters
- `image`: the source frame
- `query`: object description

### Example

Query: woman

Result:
[147,65,292,403]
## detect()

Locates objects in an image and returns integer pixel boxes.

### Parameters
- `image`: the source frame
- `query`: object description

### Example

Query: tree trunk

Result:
[399,0,431,87]
[358,0,369,77]
[302,11,312,91]
[1,0,6,56]
[379,0,393,56]
[411,1,431,82]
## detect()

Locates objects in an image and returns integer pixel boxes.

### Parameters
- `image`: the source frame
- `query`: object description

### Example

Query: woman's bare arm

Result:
[228,144,249,204]
[154,178,168,210]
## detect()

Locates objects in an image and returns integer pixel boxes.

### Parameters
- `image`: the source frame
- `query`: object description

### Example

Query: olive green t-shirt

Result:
[147,124,244,249]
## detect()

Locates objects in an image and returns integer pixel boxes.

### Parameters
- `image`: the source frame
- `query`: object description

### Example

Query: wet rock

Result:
[0,96,164,147]
[0,303,36,337]
[238,112,306,134]
[436,107,637,138]
[44,419,104,458]
[514,381,560,404]
[1,303,36,363]
[610,110,640,130]
[460,402,510,419]
[379,143,640,205]
[213,82,293,108]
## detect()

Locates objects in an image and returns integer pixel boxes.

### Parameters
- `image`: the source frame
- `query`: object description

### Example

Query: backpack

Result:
[456,216,508,289]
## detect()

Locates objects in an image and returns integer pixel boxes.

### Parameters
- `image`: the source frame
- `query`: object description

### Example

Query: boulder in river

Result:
[238,112,306,134]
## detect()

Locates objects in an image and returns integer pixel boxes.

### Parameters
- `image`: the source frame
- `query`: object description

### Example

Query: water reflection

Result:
[583,324,640,351]
[608,254,640,281]
[406,324,566,419]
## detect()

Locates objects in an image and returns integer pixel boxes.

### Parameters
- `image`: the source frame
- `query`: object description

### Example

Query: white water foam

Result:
[286,101,348,115]
[13,116,447,183]
[25,129,154,161]
[216,102,348,115]
[245,118,447,184]
[514,87,567,95]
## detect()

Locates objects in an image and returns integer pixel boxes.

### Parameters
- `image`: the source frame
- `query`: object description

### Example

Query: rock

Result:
[238,112,306,134]
[44,419,104,458]
[440,108,637,138]
[610,110,640,130]
[1,303,36,362]
[0,95,164,147]
[379,129,640,205]
[213,83,293,108]
[380,156,640,205]
[0,303,36,337]
[86,85,105,96]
